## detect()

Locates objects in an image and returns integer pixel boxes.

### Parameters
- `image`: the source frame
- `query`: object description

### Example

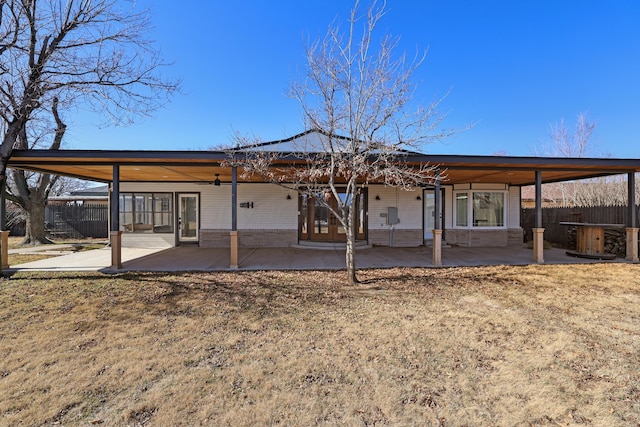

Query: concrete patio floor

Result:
[8,244,631,273]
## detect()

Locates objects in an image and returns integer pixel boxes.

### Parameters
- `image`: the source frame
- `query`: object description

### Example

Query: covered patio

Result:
[6,243,632,273]
[5,147,640,270]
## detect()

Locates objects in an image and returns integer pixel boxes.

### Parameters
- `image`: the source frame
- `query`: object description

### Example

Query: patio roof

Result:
[8,149,640,186]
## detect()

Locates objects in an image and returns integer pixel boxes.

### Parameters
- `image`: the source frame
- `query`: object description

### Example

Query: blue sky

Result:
[66,1,640,157]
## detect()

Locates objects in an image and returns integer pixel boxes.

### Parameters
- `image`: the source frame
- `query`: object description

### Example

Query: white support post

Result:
[626,227,639,262]
[432,229,442,266]
[533,228,545,263]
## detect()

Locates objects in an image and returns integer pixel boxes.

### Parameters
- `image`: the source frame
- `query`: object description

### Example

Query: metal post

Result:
[0,186,7,269]
[230,166,239,268]
[535,170,542,229]
[431,168,443,266]
[533,170,544,263]
[0,189,7,231]
[626,172,639,261]
[232,166,237,231]
[628,172,636,228]
[434,169,441,230]
[111,165,120,232]
[110,165,122,269]
[0,188,5,231]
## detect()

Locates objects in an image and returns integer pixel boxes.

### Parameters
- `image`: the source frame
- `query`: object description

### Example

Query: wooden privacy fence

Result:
[45,203,108,238]
[521,205,637,247]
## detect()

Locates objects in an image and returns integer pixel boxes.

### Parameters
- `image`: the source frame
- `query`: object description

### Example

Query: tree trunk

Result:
[345,195,359,285]
[22,201,52,245]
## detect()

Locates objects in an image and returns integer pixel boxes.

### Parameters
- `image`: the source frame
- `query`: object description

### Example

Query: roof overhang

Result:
[8,149,640,186]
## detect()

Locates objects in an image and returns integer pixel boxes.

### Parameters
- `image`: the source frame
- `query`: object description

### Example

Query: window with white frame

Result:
[454,191,506,227]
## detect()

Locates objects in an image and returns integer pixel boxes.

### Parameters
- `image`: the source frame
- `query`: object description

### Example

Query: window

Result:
[454,191,506,228]
[455,193,468,227]
[119,192,173,233]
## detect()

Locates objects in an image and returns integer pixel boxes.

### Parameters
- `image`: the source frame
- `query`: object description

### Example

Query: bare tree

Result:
[0,0,179,244]
[230,0,454,284]
[538,112,597,158]
[531,112,628,207]
[5,97,65,243]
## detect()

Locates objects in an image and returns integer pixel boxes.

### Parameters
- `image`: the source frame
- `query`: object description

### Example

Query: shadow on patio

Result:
[7,244,628,273]
[118,245,631,272]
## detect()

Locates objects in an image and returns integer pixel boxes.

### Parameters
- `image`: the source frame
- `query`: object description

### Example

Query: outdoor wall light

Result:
[214,174,221,186]
[375,195,381,200]
[416,195,422,200]
[286,194,292,200]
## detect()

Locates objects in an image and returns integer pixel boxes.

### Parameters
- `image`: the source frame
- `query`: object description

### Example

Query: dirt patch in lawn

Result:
[0,264,639,425]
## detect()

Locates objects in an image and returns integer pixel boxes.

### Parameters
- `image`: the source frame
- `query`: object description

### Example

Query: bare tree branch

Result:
[228,1,455,284]
[0,0,179,246]
[530,112,631,207]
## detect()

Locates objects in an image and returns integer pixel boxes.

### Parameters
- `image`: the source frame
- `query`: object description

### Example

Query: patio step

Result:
[424,239,451,248]
[292,241,371,250]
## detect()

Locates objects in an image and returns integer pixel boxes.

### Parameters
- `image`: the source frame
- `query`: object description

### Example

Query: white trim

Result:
[178,193,200,242]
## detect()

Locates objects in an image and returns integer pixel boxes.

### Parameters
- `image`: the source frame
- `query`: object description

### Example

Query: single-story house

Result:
[47,184,110,206]
[5,130,640,269]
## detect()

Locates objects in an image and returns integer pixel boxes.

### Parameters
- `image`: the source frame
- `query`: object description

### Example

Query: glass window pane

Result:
[358,192,365,236]
[152,193,173,233]
[180,196,197,238]
[314,199,329,234]
[455,193,468,227]
[120,212,134,232]
[300,194,308,235]
[119,192,173,233]
[473,192,504,227]
[120,194,134,232]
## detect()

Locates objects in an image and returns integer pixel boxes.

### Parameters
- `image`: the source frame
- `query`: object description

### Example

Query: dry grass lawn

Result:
[0,264,639,426]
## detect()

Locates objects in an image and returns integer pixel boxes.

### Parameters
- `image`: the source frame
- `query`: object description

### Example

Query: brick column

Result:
[626,227,639,262]
[1,230,9,269]
[230,231,238,269]
[533,228,544,263]
[110,230,122,269]
[432,229,442,266]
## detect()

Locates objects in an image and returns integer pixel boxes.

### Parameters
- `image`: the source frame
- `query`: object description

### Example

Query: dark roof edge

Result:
[8,149,228,160]
[8,149,640,170]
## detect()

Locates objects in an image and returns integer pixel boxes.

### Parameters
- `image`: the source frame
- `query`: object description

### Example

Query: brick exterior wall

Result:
[199,229,297,248]
[445,228,523,247]
[200,228,523,248]
[508,228,524,246]
[199,230,231,248]
[369,229,423,247]
[238,230,297,247]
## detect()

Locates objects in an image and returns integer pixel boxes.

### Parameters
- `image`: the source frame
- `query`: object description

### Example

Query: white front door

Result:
[178,194,199,243]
